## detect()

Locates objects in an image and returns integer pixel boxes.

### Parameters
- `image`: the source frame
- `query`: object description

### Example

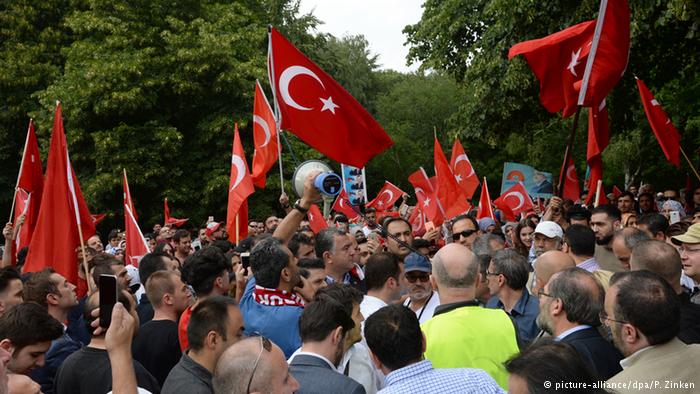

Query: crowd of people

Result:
[1,174,700,393]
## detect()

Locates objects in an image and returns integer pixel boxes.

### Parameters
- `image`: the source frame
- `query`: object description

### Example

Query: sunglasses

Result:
[452,229,477,241]
[246,334,272,394]
[405,273,430,283]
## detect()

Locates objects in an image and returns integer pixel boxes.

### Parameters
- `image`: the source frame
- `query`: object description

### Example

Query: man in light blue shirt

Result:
[364,304,504,394]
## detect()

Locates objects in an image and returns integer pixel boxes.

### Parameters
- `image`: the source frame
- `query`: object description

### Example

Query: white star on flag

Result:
[455,174,462,183]
[567,48,582,76]
[423,197,431,207]
[320,96,339,114]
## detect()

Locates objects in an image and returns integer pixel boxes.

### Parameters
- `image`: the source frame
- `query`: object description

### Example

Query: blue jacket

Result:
[30,332,83,394]
[239,277,303,358]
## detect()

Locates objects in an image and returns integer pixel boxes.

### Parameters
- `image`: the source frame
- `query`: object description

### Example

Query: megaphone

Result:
[292,160,343,198]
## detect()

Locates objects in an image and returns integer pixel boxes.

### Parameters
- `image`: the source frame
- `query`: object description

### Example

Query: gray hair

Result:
[614,228,651,250]
[490,249,529,290]
[548,268,604,327]
[433,253,478,289]
[472,234,505,257]
[315,228,347,259]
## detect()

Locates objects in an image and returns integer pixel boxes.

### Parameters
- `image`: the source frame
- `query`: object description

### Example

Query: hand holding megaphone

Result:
[298,170,323,210]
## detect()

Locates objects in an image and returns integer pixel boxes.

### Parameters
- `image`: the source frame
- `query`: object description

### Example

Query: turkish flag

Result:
[450,139,479,198]
[24,103,96,285]
[251,80,280,188]
[227,124,255,243]
[636,78,681,166]
[585,100,609,206]
[307,204,328,234]
[612,185,622,199]
[122,169,137,221]
[476,178,496,221]
[408,205,427,237]
[164,198,188,227]
[367,181,405,211]
[122,170,148,267]
[509,1,629,117]
[12,120,44,259]
[268,28,393,167]
[408,168,444,226]
[559,155,581,202]
[434,138,471,218]
[494,182,534,221]
[91,214,106,225]
[332,189,359,220]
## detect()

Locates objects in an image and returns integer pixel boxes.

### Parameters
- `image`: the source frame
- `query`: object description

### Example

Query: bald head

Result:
[630,240,682,291]
[432,243,479,289]
[535,251,575,283]
[214,337,280,394]
[533,251,575,295]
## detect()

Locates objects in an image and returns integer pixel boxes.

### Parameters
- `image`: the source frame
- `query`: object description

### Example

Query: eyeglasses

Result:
[485,271,501,277]
[537,289,555,299]
[246,334,272,394]
[679,247,700,255]
[405,273,430,283]
[452,229,477,241]
[599,311,628,326]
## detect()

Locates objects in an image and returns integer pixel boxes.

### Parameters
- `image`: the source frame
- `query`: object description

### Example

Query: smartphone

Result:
[399,204,409,217]
[240,252,251,270]
[669,211,681,225]
[99,274,118,328]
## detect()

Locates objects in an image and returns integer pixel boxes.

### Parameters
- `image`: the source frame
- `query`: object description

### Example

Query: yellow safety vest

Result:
[422,305,519,389]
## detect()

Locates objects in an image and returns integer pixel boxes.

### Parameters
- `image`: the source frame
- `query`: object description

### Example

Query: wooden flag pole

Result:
[680,146,700,182]
[557,106,583,198]
[594,179,603,208]
[8,120,34,223]
[76,221,93,294]
[235,213,240,244]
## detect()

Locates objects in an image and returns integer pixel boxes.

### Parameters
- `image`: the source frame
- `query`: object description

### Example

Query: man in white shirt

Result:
[402,253,440,324]
[360,253,403,321]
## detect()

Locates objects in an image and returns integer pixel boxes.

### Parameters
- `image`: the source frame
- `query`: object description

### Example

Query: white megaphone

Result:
[292,160,342,217]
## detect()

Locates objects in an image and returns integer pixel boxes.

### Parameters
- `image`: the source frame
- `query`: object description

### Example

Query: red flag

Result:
[12,120,44,258]
[476,178,496,221]
[122,170,148,267]
[366,181,406,211]
[585,100,609,206]
[509,1,630,117]
[408,206,427,237]
[268,28,393,167]
[251,80,280,188]
[24,103,96,285]
[559,155,581,201]
[450,139,480,198]
[332,189,359,220]
[407,168,444,226]
[164,198,188,227]
[227,124,255,243]
[612,185,622,199]
[122,169,137,221]
[636,78,681,166]
[494,182,534,221]
[91,214,106,225]
[434,138,471,218]
[307,204,328,234]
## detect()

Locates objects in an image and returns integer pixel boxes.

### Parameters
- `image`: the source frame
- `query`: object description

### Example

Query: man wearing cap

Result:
[205,222,227,243]
[402,253,440,324]
[533,221,563,259]
[672,223,700,303]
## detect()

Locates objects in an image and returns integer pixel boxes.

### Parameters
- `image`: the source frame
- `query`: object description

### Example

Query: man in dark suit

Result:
[289,295,366,394]
[536,267,622,379]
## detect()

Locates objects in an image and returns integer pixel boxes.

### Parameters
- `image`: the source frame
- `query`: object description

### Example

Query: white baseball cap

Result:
[534,221,563,239]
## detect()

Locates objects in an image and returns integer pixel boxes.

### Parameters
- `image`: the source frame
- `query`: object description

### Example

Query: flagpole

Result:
[8,119,33,223]
[235,213,240,244]
[266,26,286,193]
[577,0,609,106]
[557,106,583,198]
[594,179,603,207]
[680,146,700,182]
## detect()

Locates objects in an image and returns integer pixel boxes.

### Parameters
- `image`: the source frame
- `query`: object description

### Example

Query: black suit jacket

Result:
[289,354,366,394]
[560,327,623,380]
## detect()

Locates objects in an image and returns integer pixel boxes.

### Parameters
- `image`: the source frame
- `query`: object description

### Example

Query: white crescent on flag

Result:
[566,165,577,182]
[279,65,325,111]
[230,155,247,191]
[504,191,525,210]
[454,154,475,177]
[253,115,272,147]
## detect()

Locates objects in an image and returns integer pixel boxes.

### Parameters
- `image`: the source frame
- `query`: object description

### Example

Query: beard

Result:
[536,312,553,335]
[596,233,613,246]
[409,285,431,301]
[332,334,346,367]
